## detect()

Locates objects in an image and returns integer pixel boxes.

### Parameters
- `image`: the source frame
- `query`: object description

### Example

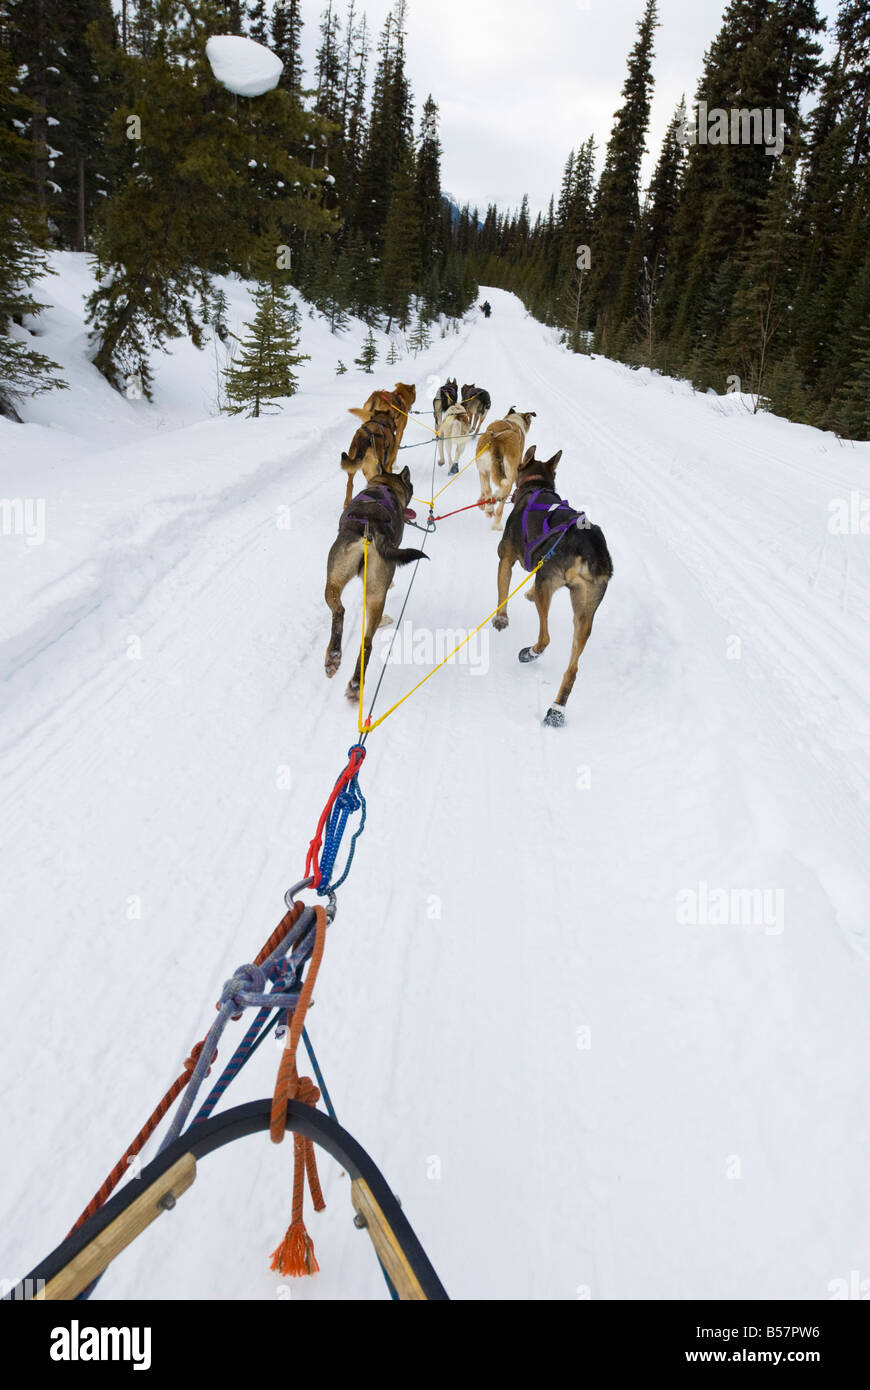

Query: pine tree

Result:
[335,358,348,374]
[315,1,343,128]
[342,9,369,192]
[408,312,431,354]
[355,2,413,248]
[722,154,801,408]
[657,0,824,375]
[223,282,309,416]
[272,0,304,96]
[416,94,442,269]
[587,0,658,346]
[85,0,334,394]
[354,326,378,373]
[557,135,596,335]
[379,145,421,332]
[6,0,119,251]
[831,318,870,440]
[0,44,66,417]
[248,1,268,44]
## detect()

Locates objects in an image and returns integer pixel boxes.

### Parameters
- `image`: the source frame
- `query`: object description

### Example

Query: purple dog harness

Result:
[344,483,397,526]
[521,488,588,572]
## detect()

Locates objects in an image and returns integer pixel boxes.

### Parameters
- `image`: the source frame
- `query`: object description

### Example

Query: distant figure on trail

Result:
[481,300,492,319]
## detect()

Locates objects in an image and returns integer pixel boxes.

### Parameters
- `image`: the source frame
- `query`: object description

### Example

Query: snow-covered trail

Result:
[2,288,869,1301]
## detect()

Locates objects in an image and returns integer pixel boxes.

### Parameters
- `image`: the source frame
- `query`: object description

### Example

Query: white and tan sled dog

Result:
[475,408,536,529]
[438,403,471,475]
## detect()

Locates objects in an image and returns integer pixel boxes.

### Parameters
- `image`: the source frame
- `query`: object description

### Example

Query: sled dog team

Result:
[326,376,612,729]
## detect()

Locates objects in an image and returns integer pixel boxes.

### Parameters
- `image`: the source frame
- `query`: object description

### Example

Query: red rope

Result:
[432,499,492,522]
[304,746,367,889]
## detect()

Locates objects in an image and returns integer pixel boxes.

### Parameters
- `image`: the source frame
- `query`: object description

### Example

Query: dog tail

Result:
[348,406,367,421]
[374,535,430,567]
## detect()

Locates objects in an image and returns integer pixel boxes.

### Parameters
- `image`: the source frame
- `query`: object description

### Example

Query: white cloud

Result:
[297,0,841,215]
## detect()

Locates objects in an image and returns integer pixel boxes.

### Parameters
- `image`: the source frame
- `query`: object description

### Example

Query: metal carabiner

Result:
[284,877,337,924]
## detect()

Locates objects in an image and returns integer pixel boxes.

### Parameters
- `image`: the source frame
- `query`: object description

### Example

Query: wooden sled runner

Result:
[4,1099,449,1303]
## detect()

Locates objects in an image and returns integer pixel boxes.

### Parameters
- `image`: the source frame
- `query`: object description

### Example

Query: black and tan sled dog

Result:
[340,382,417,507]
[325,465,428,699]
[493,446,612,727]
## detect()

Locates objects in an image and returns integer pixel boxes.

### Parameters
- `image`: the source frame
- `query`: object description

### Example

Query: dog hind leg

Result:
[544,580,607,727]
[520,578,554,662]
[346,555,390,699]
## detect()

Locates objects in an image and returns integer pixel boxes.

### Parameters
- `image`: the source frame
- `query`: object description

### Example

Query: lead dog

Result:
[460,384,491,434]
[433,378,458,466]
[475,408,536,529]
[325,465,428,699]
[438,403,471,474]
[493,446,612,727]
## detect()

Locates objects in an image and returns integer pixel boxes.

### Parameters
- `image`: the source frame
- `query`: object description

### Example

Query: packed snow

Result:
[1,256,869,1301]
[205,35,283,99]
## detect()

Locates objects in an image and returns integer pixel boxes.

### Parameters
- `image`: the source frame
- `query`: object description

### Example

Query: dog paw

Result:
[378,614,394,628]
[325,653,342,678]
[345,680,360,701]
[542,705,566,728]
[519,646,542,663]
[449,465,458,476]
[492,613,509,632]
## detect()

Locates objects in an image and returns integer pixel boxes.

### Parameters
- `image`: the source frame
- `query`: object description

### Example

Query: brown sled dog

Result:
[475,408,536,530]
[341,381,417,505]
[325,465,428,699]
[493,447,612,728]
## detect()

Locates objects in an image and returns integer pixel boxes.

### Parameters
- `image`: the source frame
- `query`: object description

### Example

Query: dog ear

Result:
[401,466,411,483]
[529,411,537,417]
[508,405,515,415]
[522,445,537,465]
[547,450,563,470]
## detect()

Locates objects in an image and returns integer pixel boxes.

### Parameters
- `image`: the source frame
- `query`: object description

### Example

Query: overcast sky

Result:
[297,0,842,217]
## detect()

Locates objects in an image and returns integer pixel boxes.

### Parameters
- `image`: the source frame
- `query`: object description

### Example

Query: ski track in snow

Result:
[1,277,869,1301]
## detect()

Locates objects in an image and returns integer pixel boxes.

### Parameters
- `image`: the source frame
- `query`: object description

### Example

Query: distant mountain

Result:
[442,192,483,229]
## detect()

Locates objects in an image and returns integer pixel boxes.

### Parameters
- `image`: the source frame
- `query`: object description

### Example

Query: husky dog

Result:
[341,382,416,505]
[325,465,429,699]
[474,408,536,530]
[493,447,612,727]
[460,384,491,434]
[438,403,471,474]
[433,378,459,466]
[340,411,397,508]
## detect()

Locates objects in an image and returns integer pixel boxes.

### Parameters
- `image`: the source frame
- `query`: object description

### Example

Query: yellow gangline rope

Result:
[358,394,521,733]
[358,536,369,733]
[364,561,543,733]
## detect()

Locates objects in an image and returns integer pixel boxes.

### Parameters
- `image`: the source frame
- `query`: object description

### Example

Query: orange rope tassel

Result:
[270,1220,320,1277]
[269,906,328,1277]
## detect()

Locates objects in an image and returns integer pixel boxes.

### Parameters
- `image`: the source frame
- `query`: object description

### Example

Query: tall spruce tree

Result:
[0,42,66,417]
[272,0,304,96]
[6,0,119,250]
[586,0,658,347]
[379,145,421,331]
[416,95,443,270]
